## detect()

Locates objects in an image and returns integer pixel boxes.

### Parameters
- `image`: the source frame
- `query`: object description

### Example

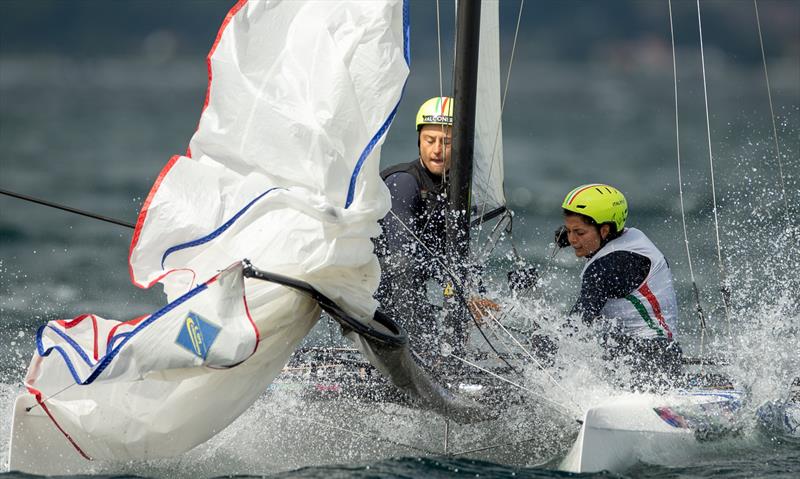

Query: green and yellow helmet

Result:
[562,184,628,232]
[415,96,453,130]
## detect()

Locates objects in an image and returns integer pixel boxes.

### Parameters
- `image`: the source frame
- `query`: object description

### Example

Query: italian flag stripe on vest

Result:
[624,282,674,339]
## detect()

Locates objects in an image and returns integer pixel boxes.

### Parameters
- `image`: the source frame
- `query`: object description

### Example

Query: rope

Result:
[668,0,708,367]
[387,211,517,372]
[695,0,732,333]
[449,354,579,417]
[24,382,78,412]
[481,308,583,413]
[388,210,464,291]
[436,0,444,99]
[476,209,512,259]
[426,0,452,261]
[1,188,135,229]
[753,0,790,222]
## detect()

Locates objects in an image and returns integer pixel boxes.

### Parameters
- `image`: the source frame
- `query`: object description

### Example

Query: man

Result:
[374,96,454,357]
[557,183,683,389]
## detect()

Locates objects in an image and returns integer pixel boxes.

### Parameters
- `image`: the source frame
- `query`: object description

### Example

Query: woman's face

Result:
[564,215,606,258]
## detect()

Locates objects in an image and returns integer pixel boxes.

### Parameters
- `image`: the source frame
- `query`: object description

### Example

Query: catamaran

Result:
[8,0,539,473]
[6,0,797,475]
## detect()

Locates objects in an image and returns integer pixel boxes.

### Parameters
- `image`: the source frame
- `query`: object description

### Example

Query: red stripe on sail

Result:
[128,154,181,287]
[188,0,248,158]
[56,314,100,361]
[25,386,92,461]
[638,283,672,339]
[106,314,148,349]
[129,1,248,283]
[243,291,260,350]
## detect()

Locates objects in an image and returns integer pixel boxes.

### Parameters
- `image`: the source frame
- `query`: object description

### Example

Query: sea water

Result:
[1,2,799,477]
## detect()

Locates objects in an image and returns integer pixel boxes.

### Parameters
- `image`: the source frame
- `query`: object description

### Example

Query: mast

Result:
[445,0,481,354]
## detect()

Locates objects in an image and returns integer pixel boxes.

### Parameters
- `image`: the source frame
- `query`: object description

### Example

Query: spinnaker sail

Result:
[11,0,410,471]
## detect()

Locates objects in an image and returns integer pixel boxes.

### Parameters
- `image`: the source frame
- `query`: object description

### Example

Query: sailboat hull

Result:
[559,390,743,473]
[8,394,91,475]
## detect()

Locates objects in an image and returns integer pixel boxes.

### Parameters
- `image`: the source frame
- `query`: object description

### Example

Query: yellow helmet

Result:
[415,96,453,130]
[562,184,628,232]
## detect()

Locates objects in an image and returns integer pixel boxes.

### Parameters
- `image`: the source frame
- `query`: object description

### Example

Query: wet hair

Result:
[562,208,622,242]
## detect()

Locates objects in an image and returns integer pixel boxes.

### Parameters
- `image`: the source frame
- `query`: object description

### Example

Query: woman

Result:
[558,183,683,389]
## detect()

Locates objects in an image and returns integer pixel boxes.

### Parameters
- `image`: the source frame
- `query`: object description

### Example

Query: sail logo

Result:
[175,311,220,360]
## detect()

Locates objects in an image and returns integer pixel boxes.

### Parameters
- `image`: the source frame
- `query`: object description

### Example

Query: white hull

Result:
[9,394,90,475]
[560,389,743,473]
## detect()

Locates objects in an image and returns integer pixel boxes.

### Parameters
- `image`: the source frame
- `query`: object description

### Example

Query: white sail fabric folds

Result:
[17,0,409,462]
[472,0,506,222]
[31,263,256,386]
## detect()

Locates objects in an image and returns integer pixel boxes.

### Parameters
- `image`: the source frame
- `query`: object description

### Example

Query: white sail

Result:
[10,0,409,472]
[472,0,506,222]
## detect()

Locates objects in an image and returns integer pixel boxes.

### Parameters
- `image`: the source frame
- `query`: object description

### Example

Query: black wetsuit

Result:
[571,250,683,390]
[571,251,651,323]
[374,159,447,357]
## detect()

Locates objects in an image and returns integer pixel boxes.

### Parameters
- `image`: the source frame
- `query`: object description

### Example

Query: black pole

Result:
[448,0,481,261]
[0,188,135,229]
[445,0,481,355]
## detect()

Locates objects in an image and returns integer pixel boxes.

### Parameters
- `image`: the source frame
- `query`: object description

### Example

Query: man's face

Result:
[418,124,452,176]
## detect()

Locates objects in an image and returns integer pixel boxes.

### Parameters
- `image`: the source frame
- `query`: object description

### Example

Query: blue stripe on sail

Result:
[108,331,133,351]
[83,282,209,385]
[36,325,87,385]
[40,324,97,367]
[160,187,283,269]
[402,0,411,65]
[35,281,209,386]
[344,0,411,209]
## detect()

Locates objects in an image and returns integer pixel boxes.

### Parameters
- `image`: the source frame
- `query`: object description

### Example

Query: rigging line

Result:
[476,209,514,261]
[668,0,708,363]
[439,0,458,275]
[272,409,437,456]
[474,306,549,371]
[24,382,79,413]
[0,188,135,230]
[389,209,464,291]
[465,300,520,373]
[443,418,450,455]
[436,0,444,98]
[754,0,790,221]
[475,0,525,252]
[482,307,583,413]
[449,353,579,417]
[696,0,732,332]
[419,0,450,251]
[385,210,518,371]
[419,1,450,245]
[481,311,517,355]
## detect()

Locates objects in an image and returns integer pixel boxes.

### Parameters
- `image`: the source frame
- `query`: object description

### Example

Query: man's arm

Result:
[571,251,651,325]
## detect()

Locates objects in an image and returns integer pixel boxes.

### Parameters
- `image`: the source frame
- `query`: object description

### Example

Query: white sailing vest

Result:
[581,228,679,340]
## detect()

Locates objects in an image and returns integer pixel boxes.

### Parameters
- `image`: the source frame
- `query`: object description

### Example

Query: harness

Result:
[381,159,448,251]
